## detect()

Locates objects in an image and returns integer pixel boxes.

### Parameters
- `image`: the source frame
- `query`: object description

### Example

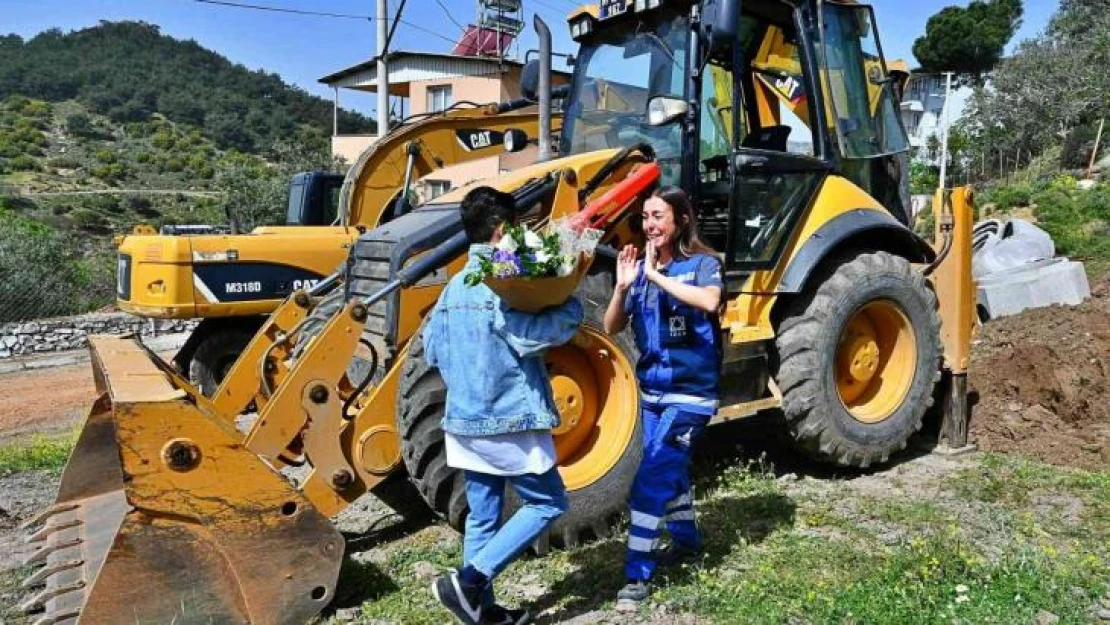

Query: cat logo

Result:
[455,128,504,152]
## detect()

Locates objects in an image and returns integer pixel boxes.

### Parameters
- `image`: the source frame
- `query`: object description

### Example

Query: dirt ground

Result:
[968,275,1110,470]
[0,364,97,443]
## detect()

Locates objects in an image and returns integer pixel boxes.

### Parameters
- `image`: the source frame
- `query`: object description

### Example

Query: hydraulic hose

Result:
[577,143,656,203]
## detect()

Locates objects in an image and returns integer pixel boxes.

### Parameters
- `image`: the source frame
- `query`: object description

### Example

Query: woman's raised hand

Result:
[615,244,638,291]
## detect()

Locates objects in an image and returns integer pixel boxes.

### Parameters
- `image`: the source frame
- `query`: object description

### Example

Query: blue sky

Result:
[2,0,1060,118]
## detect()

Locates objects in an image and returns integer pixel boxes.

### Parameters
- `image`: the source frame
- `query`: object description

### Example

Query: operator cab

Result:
[560,0,909,277]
[286,172,345,226]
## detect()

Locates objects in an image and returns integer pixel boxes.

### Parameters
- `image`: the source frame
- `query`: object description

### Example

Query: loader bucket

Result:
[19,335,343,625]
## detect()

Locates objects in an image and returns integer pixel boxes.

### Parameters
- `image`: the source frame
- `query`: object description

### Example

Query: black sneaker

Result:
[615,579,650,612]
[431,570,484,625]
[480,604,532,625]
[655,542,700,567]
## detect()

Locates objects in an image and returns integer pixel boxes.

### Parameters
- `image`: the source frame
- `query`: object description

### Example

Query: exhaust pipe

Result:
[536,15,553,162]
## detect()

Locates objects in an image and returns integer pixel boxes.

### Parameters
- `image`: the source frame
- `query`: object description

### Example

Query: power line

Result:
[433,0,468,34]
[187,0,459,45]
[192,0,372,19]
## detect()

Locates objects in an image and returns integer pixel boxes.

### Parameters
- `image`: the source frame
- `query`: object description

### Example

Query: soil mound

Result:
[969,275,1110,469]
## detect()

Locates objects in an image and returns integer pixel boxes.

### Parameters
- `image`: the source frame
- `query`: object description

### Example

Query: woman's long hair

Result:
[653,186,719,259]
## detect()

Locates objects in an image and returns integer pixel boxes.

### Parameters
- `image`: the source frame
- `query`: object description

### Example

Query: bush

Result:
[1032,182,1110,260]
[68,208,110,232]
[984,183,1036,211]
[65,113,95,138]
[48,155,81,169]
[9,154,40,171]
[92,163,127,182]
[94,149,117,164]
[0,210,115,321]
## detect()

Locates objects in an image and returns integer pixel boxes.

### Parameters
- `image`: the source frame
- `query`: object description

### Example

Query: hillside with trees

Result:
[0,21,372,322]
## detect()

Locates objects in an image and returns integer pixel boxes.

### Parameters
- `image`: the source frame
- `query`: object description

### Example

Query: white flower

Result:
[523,228,544,249]
[955,584,969,594]
[534,250,551,263]
[497,235,518,253]
[955,595,970,604]
[556,254,575,276]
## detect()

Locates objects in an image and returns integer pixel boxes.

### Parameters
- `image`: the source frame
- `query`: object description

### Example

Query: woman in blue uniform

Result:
[603,186,724,609]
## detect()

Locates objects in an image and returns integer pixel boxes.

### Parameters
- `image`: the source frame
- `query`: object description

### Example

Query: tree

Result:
[912,0,1024,82]
[958,0,1110,172]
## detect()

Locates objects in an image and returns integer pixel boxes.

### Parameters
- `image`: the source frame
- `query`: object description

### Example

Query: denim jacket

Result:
[423,244,585,436]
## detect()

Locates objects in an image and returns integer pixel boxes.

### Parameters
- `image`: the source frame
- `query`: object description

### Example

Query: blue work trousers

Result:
[463,467,568,607]
[624,401,713,581]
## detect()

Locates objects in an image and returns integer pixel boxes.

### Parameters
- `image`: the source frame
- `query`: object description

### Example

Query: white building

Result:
[900,73,972,162]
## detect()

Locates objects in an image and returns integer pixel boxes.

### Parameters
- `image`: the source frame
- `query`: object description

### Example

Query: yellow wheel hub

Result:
[835,300,917,424]
[547,327,638,491]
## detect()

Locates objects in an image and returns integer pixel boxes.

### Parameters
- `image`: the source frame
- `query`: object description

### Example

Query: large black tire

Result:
[396,267,642,548]
[190,327,255,397]
[773,250,942,467]
[291,287,377,387]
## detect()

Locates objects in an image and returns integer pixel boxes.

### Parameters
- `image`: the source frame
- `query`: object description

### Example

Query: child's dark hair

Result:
[461,186,517,243]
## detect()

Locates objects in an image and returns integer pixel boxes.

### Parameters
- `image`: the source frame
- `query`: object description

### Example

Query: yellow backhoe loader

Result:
[118,103,558,395]
[19,0,976,622]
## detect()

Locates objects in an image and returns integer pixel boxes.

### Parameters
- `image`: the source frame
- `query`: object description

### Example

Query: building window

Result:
[424,179,452,199]
[427,85,452,113]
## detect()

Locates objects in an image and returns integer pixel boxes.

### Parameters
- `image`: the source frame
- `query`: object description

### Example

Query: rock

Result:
[333,607,360,622]
[1098,608,1110,621]
[1035,610,1059,625]
[0,349,9,358]
[777,472,799,482]
[411,560,438,581]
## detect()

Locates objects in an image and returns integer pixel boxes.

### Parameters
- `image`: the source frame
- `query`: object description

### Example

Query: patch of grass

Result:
[0,434,74,473]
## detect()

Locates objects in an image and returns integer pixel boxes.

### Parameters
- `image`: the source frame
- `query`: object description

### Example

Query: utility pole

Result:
[376,0,390,140]
[1087,118,1105,180]
[938,71,954,191]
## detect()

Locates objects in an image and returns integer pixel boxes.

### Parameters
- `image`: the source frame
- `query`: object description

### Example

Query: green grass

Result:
[317,453,1108,624]
[0,434,74,473]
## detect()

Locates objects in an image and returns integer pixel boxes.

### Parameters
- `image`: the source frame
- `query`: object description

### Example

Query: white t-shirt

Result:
[444,430,557,476]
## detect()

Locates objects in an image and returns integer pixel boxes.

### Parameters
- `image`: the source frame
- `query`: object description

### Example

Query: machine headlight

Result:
[570,16,593,39]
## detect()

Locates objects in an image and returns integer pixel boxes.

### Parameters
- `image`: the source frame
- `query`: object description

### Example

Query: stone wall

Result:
[0,313,197,359]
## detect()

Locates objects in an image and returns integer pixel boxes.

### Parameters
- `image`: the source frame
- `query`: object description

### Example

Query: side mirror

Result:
[521,59,540,102]
[702,0,741,52]
[646,96,688,126]
[504,128,529,153]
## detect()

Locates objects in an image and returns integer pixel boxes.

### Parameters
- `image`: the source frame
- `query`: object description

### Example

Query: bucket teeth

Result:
[22,559,84,589]
[20,504,79,532]
[31,609,81,625]
[26,518,83,544]
[19,580,86,613]
[23,537,82,567]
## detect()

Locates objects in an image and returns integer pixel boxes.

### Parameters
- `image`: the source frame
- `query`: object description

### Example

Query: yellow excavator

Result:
[19,0,976,622]
[118,103,557,395]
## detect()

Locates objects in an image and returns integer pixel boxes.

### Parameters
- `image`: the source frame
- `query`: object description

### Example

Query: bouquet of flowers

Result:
[464,219,603,312]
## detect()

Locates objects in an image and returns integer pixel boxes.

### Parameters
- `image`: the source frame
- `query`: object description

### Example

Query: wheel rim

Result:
[547,326,638,491]
[835,300,917,423]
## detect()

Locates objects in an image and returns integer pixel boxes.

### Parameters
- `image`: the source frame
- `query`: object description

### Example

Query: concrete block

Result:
[977,258,1091,320]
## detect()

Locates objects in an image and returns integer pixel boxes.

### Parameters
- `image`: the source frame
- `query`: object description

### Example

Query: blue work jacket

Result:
[423,244,585,436]
[624,253,724,403]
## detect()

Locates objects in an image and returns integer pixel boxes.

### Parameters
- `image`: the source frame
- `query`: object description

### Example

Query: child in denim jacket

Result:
[425,186,584,625]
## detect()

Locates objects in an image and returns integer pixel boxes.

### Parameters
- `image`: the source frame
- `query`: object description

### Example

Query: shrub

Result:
[68,208,110,232]
[9,154,40,171]
[94,149,117,164]
[65,113,95,138]
[48,155,81,169]
[92,163,126,182]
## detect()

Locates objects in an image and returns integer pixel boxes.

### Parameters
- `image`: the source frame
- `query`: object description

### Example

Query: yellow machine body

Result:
[21,0,979,622]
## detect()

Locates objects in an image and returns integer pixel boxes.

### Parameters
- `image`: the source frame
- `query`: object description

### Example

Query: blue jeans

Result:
[463,467,568,606]
[624,401,713,581]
